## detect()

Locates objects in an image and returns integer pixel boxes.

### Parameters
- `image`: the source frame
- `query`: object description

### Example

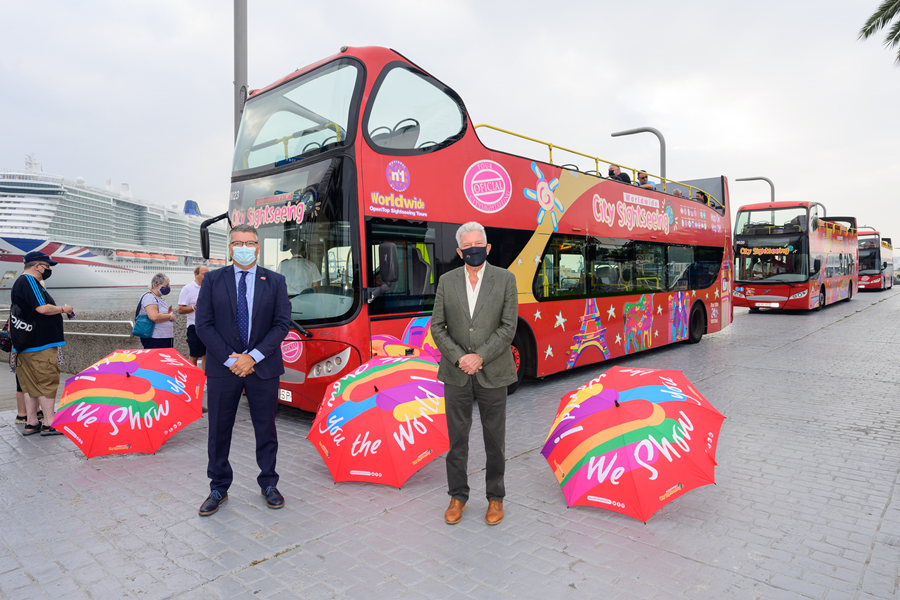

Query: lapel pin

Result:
[260,276,266,280]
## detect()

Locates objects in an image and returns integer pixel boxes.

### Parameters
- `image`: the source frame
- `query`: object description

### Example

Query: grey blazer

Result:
[430,263,519,389]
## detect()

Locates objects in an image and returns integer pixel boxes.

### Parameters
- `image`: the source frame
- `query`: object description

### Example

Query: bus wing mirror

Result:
[379,242,399,285]
[883,261,889,270]
[200,213,231,260]
[813,258,822,273]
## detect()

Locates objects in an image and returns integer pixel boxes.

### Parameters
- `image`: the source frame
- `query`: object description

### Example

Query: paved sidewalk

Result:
[1,290,899,599]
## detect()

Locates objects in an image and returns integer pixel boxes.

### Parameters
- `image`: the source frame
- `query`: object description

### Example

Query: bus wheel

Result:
[687,302,706,344]
[815,287,825,311]
[507,332,526,395]
[844,287,852,302]
[748,307,760,312]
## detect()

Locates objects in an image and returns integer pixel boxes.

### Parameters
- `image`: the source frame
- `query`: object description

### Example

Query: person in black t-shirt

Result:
[607,164,632,184]
[10,251,73,436]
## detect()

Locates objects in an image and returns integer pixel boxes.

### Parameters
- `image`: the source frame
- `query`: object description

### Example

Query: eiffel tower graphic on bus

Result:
[567,298,611,370]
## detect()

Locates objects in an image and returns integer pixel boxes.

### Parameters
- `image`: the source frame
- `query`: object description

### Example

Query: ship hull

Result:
[0,238,219,289]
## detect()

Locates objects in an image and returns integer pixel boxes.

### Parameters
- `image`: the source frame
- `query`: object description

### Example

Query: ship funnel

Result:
[121,183,132,198]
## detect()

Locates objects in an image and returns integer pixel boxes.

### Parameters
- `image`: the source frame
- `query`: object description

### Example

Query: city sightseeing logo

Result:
[463,160,512,213]
[386,160,410,192]
[659,483,684,501]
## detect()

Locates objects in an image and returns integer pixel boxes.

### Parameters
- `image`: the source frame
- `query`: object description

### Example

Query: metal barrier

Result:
[64,320,134,338]
[474,123,725,211]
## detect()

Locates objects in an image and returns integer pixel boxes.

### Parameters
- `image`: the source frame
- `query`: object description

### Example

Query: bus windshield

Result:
[229,158,359,325]
[232,61,360,174]
[735,207,808,236]
[735,235,808,283]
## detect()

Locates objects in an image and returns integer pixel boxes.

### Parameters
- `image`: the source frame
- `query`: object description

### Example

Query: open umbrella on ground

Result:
[308,356,448,488]
[53,349,205,458]
[542,366,724,522]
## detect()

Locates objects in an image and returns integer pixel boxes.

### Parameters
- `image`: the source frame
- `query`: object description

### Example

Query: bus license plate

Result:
[755,302,779,308]
[279,389,292,403]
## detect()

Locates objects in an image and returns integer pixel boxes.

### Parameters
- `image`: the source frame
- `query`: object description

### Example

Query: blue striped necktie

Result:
[237,271,249,352]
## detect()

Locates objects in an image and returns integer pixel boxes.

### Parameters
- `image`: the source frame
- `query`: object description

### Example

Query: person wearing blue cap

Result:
[10,251,74,436]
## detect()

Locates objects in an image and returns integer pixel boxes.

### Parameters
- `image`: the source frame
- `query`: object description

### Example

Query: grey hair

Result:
[455,222,487,248]
[229,224,259,242]
[150,273,169,289]
[24,261,41,270]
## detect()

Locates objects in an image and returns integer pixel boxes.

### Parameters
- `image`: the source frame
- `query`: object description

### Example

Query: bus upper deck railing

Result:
[474,124,725,212]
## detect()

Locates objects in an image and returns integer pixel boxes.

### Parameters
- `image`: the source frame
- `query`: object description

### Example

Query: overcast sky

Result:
[3,1,899,240]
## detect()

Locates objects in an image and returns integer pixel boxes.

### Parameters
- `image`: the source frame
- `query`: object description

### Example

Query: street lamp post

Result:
[735,177,775,203]
[610,127,666,180]
[234,0,248,142]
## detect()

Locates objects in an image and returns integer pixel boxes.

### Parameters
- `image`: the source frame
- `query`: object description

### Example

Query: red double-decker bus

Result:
[203,46,734,411]
[732,201,858,311]
[857,227,893,291]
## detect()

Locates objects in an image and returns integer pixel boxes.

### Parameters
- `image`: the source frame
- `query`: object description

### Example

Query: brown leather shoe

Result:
[485,500,504,525]
[444,499,466,524]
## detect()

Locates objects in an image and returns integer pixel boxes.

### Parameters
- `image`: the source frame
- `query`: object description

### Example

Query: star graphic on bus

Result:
[554,312,567,331]
[534,309,541,321]
[657,305,662,314]
[544,345,554,359]
[715,288,720,298]
[517,258,523,266]
[615,333,621,345]
[524,162,565,231]
[534,254,542,265]
[607,305,616,319]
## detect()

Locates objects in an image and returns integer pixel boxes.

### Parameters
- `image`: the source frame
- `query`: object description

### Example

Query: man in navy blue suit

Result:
[195,224,291,516]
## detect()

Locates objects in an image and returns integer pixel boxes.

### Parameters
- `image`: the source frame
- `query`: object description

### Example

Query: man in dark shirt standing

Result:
[10,251,73,436]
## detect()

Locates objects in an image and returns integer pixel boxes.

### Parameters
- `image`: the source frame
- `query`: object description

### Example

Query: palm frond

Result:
[858,0,900,40]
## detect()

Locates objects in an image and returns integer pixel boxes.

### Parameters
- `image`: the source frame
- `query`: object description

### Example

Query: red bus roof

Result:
[736,201,816,211]
[249,46,414,99]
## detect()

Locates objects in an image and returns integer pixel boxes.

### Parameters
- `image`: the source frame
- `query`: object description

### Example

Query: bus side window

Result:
[634,243,666,293]
[533,234,585,299]
[694,247,724,289]
[666,245,692,291]
[366,219,437,315]
[589,237,633,296]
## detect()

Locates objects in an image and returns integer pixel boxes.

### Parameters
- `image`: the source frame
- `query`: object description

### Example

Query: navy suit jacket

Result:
[196,264,291,380]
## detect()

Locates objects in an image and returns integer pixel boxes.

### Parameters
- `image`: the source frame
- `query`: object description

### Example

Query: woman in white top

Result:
[138,273,177,349]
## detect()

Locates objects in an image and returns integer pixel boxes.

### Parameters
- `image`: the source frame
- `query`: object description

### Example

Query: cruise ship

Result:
[0,156,229,289]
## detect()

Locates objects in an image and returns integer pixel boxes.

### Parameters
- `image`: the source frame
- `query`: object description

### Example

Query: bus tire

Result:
[507,331,527,395]
[815,287,825,311]
[748,307,760,312]
[687,302,706,344]
[844,287,852,302]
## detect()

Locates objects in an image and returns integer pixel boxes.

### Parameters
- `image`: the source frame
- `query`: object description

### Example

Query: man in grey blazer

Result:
[431,222,518,526]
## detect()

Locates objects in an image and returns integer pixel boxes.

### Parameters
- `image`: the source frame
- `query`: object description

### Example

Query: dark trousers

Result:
[207,372,280,493]
[445,375,507,503]
[140,337,173,349]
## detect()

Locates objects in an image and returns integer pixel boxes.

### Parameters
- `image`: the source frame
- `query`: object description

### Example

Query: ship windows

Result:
[364,64,466,155]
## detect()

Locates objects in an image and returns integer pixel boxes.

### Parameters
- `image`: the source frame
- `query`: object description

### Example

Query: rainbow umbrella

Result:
[307,356,448,488]
[543,366,725,522]
[53,349,205,458]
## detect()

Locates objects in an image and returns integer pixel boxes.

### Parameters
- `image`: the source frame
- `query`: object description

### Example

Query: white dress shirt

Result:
[465,265,485,319]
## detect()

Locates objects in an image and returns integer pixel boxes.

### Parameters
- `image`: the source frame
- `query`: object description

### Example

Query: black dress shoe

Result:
[262,486,284,509]
[198,490,227,516]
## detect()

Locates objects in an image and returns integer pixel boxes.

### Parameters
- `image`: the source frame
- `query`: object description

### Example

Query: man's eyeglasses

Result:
[230,241,259,248]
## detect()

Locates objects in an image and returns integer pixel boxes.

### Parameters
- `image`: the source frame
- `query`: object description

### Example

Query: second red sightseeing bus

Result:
[857,227,893,291]
[732,201,858,311]
[204,46,734,411]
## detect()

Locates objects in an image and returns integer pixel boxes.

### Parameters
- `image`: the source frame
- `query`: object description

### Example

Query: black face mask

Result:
[608,171,616,178]
[461,246,488,267]
[40,267,52,281]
